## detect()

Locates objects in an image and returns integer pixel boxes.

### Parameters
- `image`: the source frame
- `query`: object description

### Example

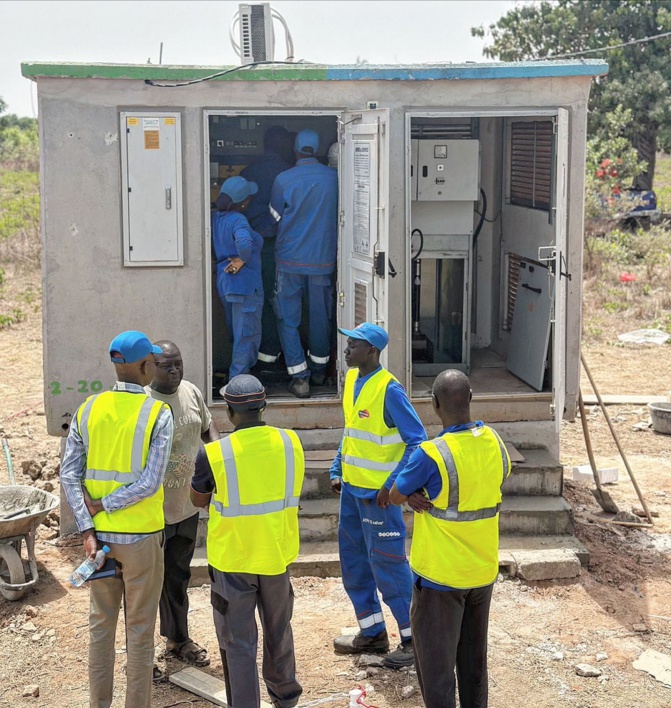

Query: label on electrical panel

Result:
[164,117,175,125]
[352,143,371,255]
[127,117,139,126]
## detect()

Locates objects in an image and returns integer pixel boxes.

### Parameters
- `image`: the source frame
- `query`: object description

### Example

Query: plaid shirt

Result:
[60,382,174,544]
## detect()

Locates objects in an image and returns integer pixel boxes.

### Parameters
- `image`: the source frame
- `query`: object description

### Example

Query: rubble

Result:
[22,685,39,697]
[575,663,602,677]
[401,685,416,699]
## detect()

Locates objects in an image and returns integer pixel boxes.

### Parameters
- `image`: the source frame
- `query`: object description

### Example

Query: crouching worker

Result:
[190,375,304,708]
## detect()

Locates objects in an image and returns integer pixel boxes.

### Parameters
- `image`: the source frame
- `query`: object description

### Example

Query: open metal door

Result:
[338,109,390,378]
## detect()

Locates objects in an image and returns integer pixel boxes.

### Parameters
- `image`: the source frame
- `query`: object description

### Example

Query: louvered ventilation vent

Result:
[510,121,553,211]
[411,121,474,140]
[354,282,367,326]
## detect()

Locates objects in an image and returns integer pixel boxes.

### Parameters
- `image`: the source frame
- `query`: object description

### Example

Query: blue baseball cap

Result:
[295,129,320,156]
[338,323,389,352]
[219,176,258,204]
[109,330,162,364]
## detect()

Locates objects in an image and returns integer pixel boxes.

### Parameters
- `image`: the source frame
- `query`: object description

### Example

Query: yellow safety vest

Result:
[410,426,511,589]
[341,368,406,489]
[206,425,305,575]
[78,391,167,535]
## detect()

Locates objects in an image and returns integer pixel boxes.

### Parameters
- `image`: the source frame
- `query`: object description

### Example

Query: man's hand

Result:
[407,491,433,514]
[82,529,98,560]
[330,478,342,495]
[376,486,391,509]
[225,257,246,274]
[83,487,104,517]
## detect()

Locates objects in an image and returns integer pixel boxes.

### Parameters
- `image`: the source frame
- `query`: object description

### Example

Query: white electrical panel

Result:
[415,139,480,201]
[120,112,184,267]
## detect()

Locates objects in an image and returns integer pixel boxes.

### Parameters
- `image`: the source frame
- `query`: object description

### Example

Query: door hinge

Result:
[374,251,386,278]
[339,210,346,227]
[338,291,345,308]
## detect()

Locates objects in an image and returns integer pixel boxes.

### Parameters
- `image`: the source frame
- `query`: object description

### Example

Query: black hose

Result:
[473,188,487,245]
[411,228,424,260]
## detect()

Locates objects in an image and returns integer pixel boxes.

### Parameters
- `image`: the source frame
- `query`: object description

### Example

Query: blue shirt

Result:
[241,151,291,239]
[329,366,427,499]
[270,158,338,275]
[60,382,174,545]
[211,210,263,297]
[395,422,487,591]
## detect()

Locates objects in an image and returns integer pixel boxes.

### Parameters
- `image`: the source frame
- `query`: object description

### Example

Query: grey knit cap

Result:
[220,374,266,411]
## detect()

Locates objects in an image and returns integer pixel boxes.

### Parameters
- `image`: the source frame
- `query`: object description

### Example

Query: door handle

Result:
[165,187,172,210]
[522,283,542,294]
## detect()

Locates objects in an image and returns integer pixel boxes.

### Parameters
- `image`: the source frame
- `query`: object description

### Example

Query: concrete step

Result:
[300,448,564,500]
[297,495,573,542]
[189,534,588,586]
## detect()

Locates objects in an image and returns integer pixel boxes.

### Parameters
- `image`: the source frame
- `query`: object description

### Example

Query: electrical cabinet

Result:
[120,112,183,267]
[416,139,480,201]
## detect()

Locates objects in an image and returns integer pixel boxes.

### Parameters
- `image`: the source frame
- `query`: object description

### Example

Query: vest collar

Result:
[441,421,485,434]
[113,381,147,394]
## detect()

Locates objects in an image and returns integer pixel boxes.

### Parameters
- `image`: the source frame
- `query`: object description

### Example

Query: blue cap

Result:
[338,323,389,352]
[109,330,162,364]
[295,129,320,156]
[219,176,258,204]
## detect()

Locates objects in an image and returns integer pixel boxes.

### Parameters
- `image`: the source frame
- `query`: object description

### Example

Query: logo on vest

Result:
[358,409,370,419]
[378,531,402,538]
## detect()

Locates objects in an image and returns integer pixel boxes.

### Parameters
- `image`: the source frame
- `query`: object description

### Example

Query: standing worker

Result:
[190,374,304,708]
[212,175,264,380]
[330,323,426,669]
[270,128,338,398]
[60,330,174,708]
[389,369,511,708]
[147,340,220,677]
[241,125,292,370]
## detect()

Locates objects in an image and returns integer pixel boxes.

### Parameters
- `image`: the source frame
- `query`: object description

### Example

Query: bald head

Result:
[151,340,184,394]
[154,340,181,358]
[113,355,156,387]
[432,369,472,425]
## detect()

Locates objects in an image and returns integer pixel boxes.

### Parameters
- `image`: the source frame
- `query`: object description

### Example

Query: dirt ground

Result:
[1,264,671,707]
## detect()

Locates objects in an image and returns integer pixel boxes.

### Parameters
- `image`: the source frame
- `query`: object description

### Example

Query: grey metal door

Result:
[506,260,552,391]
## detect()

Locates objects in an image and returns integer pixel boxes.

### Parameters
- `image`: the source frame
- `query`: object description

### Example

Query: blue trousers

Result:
[273,271,333,379]
[219,292,263,379]
[338,484,413,639]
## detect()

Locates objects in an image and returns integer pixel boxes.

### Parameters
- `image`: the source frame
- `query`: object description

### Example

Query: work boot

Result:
[382,640,414,669]
[287,377,310,399]
[333,629,389,655]
[310,372,326,386]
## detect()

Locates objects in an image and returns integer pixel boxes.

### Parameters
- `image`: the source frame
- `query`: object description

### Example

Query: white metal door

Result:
[338,109,390,373]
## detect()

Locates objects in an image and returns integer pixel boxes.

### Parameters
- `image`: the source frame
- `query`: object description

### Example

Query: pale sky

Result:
[1,1,515,118]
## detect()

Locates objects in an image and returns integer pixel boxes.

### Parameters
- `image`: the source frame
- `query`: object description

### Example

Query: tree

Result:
[472,1,671,190]
[0,97,38,170]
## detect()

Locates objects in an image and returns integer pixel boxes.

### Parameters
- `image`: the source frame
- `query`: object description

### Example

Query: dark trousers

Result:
[210,568,302,708]
[158,512,199,644]
[411,580,494,708]
[259,237,281,359]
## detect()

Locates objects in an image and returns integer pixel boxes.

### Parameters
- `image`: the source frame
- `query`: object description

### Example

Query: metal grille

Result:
[411,120,474,140]
[510,121,553,211]
[250,5,267,61]
[505,253,522,331]
[354,282,367,326]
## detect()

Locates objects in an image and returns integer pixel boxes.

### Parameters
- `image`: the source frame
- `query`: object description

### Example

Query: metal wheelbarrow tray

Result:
[0,485,59,601]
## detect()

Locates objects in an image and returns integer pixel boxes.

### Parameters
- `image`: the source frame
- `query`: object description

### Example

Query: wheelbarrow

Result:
[0,485,59,601]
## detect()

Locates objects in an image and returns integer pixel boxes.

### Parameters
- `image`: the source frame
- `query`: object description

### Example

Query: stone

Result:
[515,550,581,581]
[632,624,650,633]
[358,654,385,667]
[21,622,37,633]
[46,629,55,638]
[355,670,367,680]
[366,667,380,677]
[23,605,38,618]
[575,664,602,678]
[596,652,608,662]
[21,460,43,481]
[553,652,564,661]
[401,686,416,700]
[31,632,43,642]
[22,685,39,697]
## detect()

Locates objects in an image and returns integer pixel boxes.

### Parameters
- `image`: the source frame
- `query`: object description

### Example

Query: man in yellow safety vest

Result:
[190,374,304,708]
[390,369,511,708]
[60,330,174,708]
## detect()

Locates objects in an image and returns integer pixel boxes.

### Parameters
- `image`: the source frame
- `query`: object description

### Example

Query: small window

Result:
[509,121,553,211]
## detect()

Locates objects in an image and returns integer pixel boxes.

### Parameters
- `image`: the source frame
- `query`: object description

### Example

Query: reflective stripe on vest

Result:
[81,396,159,484]
[211,430,300,518]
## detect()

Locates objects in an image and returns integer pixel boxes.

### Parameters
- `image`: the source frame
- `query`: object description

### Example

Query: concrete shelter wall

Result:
[37,74,591,434]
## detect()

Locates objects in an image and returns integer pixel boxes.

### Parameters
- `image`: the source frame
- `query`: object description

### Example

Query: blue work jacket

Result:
[270,158,338,275]
[241,152,291,239]
[211,210,263,298]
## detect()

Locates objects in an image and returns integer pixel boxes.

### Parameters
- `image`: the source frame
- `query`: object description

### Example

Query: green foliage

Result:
[473,1,671,189]
[0,170,40,243]
[0,97,38,170]
[0,308,26,329]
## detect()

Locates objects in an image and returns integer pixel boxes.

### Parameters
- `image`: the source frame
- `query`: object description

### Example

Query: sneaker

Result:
[287,377,310,399]
[333,629,389,655]
[382,640,414,669]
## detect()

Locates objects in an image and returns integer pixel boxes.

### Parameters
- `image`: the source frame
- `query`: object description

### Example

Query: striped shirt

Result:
[60,382,174,544]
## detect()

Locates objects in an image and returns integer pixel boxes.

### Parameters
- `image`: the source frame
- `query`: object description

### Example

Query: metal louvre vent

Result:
[510,121,553,211]
[354,282,367,326]
[505,253,522,331]
[250,4,267,60]
[411,121,474,140]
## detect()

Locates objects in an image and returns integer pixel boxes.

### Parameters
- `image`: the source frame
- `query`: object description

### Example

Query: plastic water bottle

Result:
[349,689,363,708]
[70,545,110,587]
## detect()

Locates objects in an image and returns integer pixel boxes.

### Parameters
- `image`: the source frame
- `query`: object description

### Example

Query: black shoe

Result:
[287,377,310,398]
[311,372,326,386]
[382,640,414,669]
[333,629,389,655]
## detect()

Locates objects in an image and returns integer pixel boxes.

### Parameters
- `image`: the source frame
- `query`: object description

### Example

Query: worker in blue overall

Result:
[270,128,338,399]
[211,176,264,381]
[241,126,292,369]
[329,323,427,669]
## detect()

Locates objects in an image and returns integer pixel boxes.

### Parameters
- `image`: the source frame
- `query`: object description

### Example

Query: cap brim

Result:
[151,345,163,356]
[248,182,259,196]
[338,327,367,341]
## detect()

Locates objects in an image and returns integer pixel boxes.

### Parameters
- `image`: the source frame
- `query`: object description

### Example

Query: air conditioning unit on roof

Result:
[238,3,275,65]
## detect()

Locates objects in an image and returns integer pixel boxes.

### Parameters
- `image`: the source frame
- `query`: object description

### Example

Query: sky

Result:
[0,0,516,118]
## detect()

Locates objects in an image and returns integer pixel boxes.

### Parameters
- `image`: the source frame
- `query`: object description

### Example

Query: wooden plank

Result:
[504,442,526,464]
[169,667,273,708]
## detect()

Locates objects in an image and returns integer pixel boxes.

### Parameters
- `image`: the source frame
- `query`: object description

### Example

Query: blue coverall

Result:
[211,210,264,378]
[270,158,338,379]
[242,152,291,363]
[330,366,427,639]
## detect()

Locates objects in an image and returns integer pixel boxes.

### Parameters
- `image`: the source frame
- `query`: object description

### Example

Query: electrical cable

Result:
[535,29,671,61]
[144,60,306,88]
[473,188,487,245]
[411,228,424,260]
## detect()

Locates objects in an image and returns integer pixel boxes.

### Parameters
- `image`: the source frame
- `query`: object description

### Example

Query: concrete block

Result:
[499,496,573,535]
[514,549,581,581]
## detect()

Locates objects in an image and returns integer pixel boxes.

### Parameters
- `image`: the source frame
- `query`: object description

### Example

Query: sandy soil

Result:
[1,264,671,707]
